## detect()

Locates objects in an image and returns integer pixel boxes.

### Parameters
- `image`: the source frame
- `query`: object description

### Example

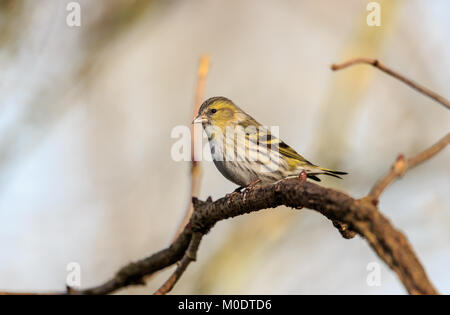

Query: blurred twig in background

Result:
[171,55,210,243]
[331,57,450,110]
[154,55,210,294]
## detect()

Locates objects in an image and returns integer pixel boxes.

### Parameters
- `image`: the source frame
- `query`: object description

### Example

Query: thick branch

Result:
[331,57,450,110]
[369,133,450,201]
[72,179,437,295]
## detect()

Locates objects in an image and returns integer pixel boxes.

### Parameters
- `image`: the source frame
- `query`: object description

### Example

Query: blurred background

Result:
[0,0,449,294]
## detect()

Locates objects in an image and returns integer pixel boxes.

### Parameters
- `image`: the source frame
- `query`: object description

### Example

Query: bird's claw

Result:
[242,180,261,203]
[234,186,245,193]
[298,170,307,182]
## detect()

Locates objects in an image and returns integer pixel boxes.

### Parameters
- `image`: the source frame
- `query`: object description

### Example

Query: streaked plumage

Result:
[193,96,347,187]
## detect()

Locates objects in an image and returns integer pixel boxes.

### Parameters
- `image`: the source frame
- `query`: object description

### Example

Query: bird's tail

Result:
[304,166,348,182]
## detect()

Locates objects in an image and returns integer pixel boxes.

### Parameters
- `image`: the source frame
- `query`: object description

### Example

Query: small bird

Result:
[193,96,347,189]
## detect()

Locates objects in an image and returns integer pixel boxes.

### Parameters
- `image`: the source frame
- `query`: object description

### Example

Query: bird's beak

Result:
[192,113,207,124]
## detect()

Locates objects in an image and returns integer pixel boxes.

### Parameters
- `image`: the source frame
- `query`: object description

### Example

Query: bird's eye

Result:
[211,109,217,114]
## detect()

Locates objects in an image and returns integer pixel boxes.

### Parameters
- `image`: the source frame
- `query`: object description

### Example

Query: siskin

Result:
[193,96,347,188]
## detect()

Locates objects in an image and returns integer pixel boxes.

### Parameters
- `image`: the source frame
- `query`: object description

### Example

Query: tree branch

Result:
[154,232,203,295]
[66,178,437,295]
[331,57,450,110]
[369,133,450,201]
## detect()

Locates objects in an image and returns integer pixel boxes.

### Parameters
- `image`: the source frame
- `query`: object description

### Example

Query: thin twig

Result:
[369,133,450,201]
[172,55,210,243]
[331,57,450,110]
[154,232,203,295]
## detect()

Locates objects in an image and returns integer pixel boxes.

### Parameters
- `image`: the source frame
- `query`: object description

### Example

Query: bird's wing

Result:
[278,141,311,164]
[241,119,347,180]
[246,125,313,166]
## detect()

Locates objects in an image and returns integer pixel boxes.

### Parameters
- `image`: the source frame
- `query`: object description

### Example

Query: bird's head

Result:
[193,97,246,130]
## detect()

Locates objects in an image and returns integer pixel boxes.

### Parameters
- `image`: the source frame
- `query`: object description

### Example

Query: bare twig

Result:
[331,57,450,110]
[369,133,450,201]
[172,55,210,243]
[154,232,203,295]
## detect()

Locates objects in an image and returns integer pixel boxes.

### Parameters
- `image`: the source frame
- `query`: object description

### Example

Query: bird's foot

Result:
[294,171,308,209]
[234,186,245,193]
[298,170,307,182]
[226,186,245,199]
[246,179,261,190]
[243,180,261,203]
